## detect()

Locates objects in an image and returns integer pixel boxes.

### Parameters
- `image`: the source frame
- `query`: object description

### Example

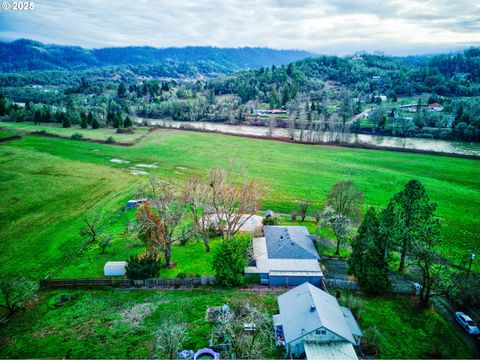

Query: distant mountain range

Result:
[0,39,314,73]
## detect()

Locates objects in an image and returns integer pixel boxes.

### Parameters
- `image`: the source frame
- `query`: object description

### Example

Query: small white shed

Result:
[104,261,127,276]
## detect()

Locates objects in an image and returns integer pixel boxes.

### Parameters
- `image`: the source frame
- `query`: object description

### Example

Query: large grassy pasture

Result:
[0,128,479,279]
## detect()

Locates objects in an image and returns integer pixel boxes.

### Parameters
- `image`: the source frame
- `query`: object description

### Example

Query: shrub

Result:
[339,292,365,320]
[125,254,161,280]
[361,326,380,357]
[262,216,278,225]
[105,136,115,144]
[70,133,83,140]
[124,115,133,128]
[213,235,250,287]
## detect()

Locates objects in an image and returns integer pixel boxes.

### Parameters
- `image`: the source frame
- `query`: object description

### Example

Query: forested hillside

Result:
[0,39,313,73]
[210,48,480,101]
[1,40,479,142]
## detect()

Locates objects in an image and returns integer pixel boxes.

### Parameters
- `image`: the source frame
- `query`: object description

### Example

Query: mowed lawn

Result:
[1,129,479,278]
[0,290,471,359]
[56,207,222,278]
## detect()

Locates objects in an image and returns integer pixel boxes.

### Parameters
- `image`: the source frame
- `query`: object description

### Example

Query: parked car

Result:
[455,311,480,335]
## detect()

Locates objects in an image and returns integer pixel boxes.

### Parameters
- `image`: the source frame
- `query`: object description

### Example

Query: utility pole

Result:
[467,249,475,278]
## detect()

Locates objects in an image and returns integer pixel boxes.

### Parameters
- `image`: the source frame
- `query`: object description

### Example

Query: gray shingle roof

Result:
[277,283,355,344]
[264,226,319,260]
[340,307,363,337]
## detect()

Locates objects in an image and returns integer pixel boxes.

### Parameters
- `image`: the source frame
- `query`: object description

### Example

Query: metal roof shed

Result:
[104,261,127,276]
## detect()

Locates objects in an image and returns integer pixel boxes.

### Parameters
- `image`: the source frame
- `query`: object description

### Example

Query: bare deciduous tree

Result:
[135,178,184,267]
[212,299,273,359]
[327,180,364,222]
[298,200,311,222]
[80,214,103,244]
[209,167,263,239]
[183,175,213,252]
[0,277,39,314]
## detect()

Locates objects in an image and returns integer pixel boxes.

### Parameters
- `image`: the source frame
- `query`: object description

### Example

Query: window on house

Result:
[316,329,327,335]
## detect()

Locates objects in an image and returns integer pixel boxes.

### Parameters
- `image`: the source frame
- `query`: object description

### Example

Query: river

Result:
[139,118,480,157]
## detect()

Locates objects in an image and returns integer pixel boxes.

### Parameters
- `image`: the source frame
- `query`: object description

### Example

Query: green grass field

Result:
[0,290,471,359]
[0,122,150,143]
[358,295,472,359]
[56,208,222,278]
[1,128,479,279]
[0,289,280,359]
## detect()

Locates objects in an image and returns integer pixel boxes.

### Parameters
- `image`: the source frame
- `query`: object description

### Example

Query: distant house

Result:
[273,282,362,359]
[256,109,288,116]
[374,95,387,102]
[427,103,444,112]
[207,214,263,237]
[400,102,444,113]
[245,226,323,286]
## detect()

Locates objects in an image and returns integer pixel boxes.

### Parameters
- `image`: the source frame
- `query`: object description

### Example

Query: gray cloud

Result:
[0,0,479,55]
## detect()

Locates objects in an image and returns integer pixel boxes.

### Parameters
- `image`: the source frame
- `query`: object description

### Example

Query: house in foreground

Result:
[273,282,362,359]
[245,226,323,286]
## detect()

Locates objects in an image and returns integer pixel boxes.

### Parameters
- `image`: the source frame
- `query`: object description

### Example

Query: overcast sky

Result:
[1,0,479,55]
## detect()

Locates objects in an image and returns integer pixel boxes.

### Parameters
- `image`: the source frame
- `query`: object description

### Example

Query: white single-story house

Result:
[245,226,323,286]
[274,282,362,359]
[207,214,264,237]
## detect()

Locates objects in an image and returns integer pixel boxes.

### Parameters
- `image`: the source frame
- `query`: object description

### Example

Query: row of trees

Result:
[349,179,443,307]
[132,167,262,268]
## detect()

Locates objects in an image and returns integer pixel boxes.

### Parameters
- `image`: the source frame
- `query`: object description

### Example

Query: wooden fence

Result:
[40,276,215,289]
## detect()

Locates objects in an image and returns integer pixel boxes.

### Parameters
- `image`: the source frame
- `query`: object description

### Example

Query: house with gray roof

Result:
[264,226,319,260]
[273,282,362,359]
[245,226,323,286]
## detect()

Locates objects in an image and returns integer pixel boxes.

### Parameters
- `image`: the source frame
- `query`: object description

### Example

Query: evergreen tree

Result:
[124,115,133,128]
[106,111,115,125]
[87,111,94,125]
[393,179,438,272]
[62,116,71,128]
[349,207,390,292]
[113,112,123,128]
[80,113,88,129]
[33,110,42,124]
[453,104,465,128]
[91,116,100,129]
[41,105,52,122]
[0,93,8,116]
[269,85,279,109]
[117,82,127,98]
[281,84,290,106]
[161,81,170,92]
